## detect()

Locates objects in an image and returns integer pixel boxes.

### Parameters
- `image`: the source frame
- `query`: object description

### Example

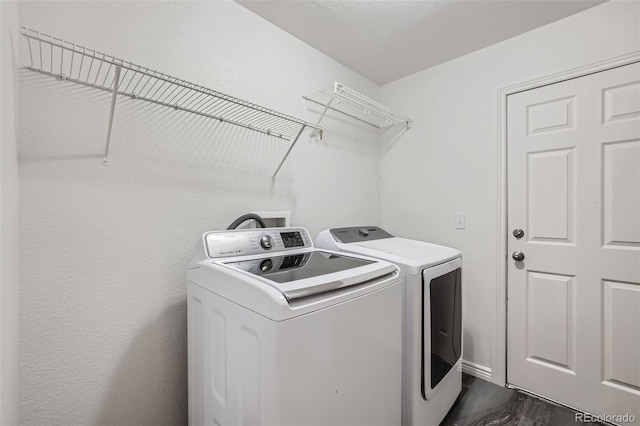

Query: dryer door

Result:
[422,258,462,399]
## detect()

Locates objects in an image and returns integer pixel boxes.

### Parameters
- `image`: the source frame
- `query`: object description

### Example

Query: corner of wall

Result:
[1,1,21,425]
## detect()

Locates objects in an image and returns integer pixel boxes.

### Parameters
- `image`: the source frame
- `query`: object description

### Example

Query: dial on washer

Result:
[260,234,274,250]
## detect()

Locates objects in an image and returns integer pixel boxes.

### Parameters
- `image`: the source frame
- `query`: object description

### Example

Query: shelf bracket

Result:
[102,65,122,166]
[309,97,333,141]
[273,124,307,180]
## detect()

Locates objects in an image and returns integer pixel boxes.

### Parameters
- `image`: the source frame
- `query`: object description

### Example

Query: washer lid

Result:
[224,251,373,282]
[343,238,460,275]
[222,250,397,301]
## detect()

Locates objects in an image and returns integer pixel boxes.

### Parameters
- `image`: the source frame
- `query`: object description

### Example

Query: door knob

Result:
[512,251,525,261]
[513,228,524,239]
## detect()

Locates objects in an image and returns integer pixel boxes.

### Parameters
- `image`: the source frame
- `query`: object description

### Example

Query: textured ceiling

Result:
[236,0,605,85]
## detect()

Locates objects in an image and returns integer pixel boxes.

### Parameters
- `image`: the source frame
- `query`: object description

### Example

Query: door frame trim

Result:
[493,51,640,387]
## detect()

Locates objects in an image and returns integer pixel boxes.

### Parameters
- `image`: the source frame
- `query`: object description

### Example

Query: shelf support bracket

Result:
[102,65,122,166]
[273,124,307,180]
[309,97,333,141]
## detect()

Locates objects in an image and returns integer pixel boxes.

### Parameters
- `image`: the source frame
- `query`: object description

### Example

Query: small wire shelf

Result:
[304,82,412,130]
[20,27,322,177]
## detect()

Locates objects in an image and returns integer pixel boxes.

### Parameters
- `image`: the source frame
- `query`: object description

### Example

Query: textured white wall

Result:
[17,1,380,424]
[379,0,640,376]
[1,1,20,425]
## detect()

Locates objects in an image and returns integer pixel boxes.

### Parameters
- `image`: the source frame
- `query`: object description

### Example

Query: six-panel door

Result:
[507,62,640,425]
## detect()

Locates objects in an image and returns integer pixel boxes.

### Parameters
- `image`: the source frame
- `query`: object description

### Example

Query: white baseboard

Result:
[462,359,492,382]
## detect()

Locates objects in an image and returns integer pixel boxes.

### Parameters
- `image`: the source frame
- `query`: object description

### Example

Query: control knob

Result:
[259,234,274,250]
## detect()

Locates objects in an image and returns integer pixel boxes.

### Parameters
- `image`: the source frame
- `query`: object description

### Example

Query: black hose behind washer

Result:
[226,213,267,230]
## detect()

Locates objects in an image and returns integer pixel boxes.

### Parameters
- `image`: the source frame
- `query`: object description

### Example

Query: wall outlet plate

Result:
[251,211,290,228]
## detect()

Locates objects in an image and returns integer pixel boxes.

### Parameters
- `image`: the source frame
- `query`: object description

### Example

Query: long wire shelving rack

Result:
[20,27,323,178]
[304,82,412,130]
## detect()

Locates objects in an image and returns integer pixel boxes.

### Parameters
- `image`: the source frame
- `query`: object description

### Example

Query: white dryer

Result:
[316,226,462,426]
[187,227,403,426]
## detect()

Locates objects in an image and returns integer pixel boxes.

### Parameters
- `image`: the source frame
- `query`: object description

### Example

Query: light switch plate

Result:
[455,212,465,230]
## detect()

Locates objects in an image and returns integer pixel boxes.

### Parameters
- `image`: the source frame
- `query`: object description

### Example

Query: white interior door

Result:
[507,62,640,425]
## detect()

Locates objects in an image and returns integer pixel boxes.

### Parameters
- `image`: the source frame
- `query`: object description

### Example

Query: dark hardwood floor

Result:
[441,374,604,426]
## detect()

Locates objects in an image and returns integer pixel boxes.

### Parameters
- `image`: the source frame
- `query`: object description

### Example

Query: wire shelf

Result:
[303,82,412,130]
[20,27,322,177]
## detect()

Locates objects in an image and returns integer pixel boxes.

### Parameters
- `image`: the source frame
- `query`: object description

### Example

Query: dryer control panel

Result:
[329,226,394,243]
[204,227,312,258]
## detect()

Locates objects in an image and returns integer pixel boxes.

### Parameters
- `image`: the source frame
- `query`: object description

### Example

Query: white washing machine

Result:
[316,226,462,426]
[187,227,403,426]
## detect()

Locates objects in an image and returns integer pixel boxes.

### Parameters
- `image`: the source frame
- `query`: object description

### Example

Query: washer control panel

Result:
[329,226,394,243]
[205,227,312,258]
